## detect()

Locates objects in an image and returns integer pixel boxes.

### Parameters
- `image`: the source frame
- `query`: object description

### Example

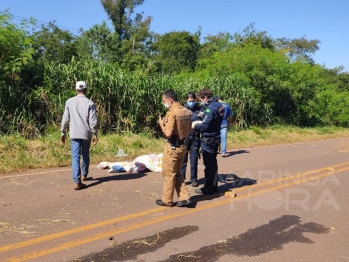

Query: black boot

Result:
[195,186,215,195]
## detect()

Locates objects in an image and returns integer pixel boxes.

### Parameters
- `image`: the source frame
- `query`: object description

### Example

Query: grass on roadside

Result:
[231,126,348,148]
[0,126,348,173]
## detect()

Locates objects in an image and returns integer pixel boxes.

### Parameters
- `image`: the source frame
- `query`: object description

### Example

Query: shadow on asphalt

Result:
[74,225,200,262]
[157,215,331,261]
[219,174,257,188]
[220,149,250,158]
[182,174,257,208]
[86,172,148,188]
[74,215,331,262]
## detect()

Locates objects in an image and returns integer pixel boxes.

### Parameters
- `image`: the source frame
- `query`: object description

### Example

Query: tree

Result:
[0,10,34,82]
[233,23,274,50]
[274,37,320,64]
[100,0,146,40]
[321,66,349,91]
[153,31,201,74]
[199,32,234,60]
[100,0,153,70]
[75,22,121,62]
[31,21,77,64]
[119,14,153,70]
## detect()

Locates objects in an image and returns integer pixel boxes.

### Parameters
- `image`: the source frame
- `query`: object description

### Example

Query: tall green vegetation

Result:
[0,10,37,136]
[0,6,348,139]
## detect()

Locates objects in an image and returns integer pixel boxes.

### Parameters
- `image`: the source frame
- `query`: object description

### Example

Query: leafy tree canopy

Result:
[153,31,201,74]
[275,36,320,64]
[31,21,78,64]
[0,10,34,82]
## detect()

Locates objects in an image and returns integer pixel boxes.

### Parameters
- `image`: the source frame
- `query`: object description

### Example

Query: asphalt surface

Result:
[0,137,349,262]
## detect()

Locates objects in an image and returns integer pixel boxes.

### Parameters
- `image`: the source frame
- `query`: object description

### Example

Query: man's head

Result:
[162,89,177,109]
[197,88,213,104]
[217,95,223,102]
[75,81,87,94]
[186,92,196,102]
[186,91,197,108]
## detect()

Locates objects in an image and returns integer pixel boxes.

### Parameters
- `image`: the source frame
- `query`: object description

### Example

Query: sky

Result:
[1,0,348,72]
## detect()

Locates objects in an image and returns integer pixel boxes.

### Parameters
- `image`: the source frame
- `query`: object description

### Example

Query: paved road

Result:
[1,138,349,262]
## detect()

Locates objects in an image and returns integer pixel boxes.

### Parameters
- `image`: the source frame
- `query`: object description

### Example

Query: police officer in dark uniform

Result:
[180,92,203,187]
[193,88,224,194]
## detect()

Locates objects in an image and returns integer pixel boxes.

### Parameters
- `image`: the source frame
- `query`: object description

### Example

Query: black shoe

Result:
[191,181,199,187]
[176,199,192,207]
[155,199,173,207]
[195,187,215,195]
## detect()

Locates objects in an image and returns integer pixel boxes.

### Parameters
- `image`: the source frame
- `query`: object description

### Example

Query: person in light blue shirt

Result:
[217,96,233,157]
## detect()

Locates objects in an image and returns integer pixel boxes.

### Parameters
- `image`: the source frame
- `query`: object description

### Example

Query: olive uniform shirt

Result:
[163,102,191,140]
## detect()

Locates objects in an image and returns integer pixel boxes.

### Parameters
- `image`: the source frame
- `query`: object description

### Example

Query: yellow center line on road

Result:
[1,161,348,255]
[0,206,167,253]
[3,163,349,262]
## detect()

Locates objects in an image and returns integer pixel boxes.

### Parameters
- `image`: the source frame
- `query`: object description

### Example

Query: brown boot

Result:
[74,182,88,190]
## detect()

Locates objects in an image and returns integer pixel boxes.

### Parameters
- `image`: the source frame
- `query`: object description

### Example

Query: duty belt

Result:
[167,139,185,145]
[202,136,220,146]
[167,137,186,146]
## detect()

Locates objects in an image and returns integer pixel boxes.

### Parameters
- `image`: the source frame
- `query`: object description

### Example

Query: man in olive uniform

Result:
[156,89,192,207]
[193,88,224,194]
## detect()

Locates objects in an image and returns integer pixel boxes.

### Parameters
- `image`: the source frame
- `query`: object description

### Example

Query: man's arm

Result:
[60,102,70,144]
[159,115,173,139]
[194,109,214,132]
[228,106,233,128]
[89,104,98,145]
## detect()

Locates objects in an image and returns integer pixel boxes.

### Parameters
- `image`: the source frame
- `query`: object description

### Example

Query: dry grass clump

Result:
[0,222,37,235]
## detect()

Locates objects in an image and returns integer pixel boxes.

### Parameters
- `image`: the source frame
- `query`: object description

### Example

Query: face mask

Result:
[164,103,170,109]
[187,101,195,107]
[200,101,207,106]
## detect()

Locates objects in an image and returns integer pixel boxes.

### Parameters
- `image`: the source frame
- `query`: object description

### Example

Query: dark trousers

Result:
[202,151,218,189]
[180,149,199,182]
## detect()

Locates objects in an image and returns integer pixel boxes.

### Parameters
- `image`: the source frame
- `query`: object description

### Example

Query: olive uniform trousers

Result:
[162,143,190,205]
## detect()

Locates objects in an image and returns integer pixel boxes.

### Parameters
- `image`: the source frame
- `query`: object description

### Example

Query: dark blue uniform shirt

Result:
[194,97,223,138]
[184,103,203,122]
[184,103,202,150]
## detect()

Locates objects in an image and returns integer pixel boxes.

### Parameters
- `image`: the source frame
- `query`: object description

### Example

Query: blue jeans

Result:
[220,126,228,154]
[71,139,91,183]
